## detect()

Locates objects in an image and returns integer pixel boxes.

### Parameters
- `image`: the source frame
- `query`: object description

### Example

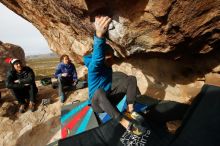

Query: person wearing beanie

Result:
[5,58,38,113]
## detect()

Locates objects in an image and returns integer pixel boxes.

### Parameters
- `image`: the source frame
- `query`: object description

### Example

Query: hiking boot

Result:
[131,111,145,123]
[29,102,35,112]
[127,121,146,136]
[19,104,25,113]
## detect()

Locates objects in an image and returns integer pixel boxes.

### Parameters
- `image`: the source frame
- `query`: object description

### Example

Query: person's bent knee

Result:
[91,103,104,113]
[128,76,137,83]
[93,88,105,100]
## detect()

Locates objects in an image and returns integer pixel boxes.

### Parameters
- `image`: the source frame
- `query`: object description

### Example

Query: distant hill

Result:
[26,53,58,59]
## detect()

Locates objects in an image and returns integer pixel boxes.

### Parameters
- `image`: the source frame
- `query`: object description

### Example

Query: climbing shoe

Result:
[130,111,145,123]
[127,121,146,136]
[124,111,145,124]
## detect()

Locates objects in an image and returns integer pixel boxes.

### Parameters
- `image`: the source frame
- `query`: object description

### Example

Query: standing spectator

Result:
[55,55,78,103]
[5,58,38,113]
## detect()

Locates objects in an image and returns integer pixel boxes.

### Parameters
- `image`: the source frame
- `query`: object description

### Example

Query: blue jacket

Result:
[54,62,77,81]
[84,36,112,102]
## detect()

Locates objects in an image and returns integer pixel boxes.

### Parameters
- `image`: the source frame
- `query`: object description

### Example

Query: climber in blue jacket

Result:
[55,54,78,102]
[83,16,146,136]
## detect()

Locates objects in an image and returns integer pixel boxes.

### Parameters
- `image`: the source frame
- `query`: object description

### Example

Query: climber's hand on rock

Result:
[95,16,112,38]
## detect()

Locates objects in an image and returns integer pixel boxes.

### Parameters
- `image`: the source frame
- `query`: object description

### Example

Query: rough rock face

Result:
[113,55,220,102]
[1,0,219,59]
[0,85,60,146]
[0,0,220,100]
[0,83,88,146]
[0,2,220,145]
[0,41,25,81]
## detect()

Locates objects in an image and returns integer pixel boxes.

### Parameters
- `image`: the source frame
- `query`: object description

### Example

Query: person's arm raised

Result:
[95,16,112,38]
[91,16,112,68]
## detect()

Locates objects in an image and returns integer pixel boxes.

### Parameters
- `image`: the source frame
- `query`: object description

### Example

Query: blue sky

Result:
[0,3,52,56]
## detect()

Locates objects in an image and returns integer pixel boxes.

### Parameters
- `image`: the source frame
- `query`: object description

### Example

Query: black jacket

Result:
[5,66,38,91]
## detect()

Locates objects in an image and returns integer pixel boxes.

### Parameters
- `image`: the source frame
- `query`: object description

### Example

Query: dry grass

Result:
[26,57,59,80]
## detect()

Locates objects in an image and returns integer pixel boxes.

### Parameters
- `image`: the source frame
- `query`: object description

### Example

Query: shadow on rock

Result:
[1,102,19,121]
[35,86,59,110]
[16,116,60,146]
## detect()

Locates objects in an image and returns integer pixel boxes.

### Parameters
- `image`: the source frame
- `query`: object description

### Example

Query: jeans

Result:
[58,76,74,99]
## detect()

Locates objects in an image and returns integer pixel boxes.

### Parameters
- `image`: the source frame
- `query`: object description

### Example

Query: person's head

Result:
[10,59,23,72]
[60,54,70,64]
[104,44,115,67]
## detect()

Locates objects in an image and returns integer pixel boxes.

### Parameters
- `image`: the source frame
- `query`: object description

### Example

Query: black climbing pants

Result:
[12,84,38,105]
[91,76,137,121]
[58,76,74,97]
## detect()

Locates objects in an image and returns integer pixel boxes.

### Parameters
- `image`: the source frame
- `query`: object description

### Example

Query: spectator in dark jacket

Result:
[5,58,38,113]
[55,54,78,103]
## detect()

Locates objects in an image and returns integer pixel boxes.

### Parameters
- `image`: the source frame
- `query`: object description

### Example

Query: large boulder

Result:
[0,2,220,145]
[1,0,219,60]
[1,0,220,101]
[0,41,25,82]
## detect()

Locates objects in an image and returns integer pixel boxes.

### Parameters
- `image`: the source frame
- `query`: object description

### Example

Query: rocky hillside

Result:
[0,41,25,81]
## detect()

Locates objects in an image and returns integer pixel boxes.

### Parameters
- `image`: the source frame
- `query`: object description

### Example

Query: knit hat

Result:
[10,58,21,65]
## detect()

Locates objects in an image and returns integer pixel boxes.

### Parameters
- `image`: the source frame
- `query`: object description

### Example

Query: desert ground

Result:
[0,56,88,146]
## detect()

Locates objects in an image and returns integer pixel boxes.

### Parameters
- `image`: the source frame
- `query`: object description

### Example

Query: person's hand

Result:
[73,80,78,86]
[95,16,112,38]
[14,80,20,83]
[73,81,77,86]
[61,73,68,77]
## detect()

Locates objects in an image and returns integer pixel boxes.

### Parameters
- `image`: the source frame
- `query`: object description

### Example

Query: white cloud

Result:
[0,3,52,56]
